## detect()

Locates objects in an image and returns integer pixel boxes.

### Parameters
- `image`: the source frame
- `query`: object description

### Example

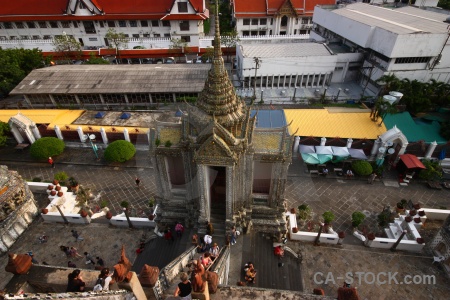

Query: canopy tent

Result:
[315,146,333,155]
[348,148,368,160]
[396,154,426,175]
[318,154,333,164]
[299,145,315,154]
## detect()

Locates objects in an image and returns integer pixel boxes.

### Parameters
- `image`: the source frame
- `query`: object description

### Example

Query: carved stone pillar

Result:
[226,165,234,221]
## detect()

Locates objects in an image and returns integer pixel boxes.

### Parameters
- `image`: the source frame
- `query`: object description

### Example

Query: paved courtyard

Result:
[1,146,450,298]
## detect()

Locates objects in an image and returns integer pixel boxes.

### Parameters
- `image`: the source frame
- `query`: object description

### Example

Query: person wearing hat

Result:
[48,157,55,168]
[211,243,220,260]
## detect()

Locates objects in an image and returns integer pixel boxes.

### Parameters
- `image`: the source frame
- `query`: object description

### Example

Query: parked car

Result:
[130,58,142,64]
[155,58,164,64]
[141,58,153,64]
[165,57,176,64]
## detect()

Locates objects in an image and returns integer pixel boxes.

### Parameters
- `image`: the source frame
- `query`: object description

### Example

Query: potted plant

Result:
[75,186,93,216]
[68,177,79,193]
[322,211,335,225]
[298,204,312,221]
[292,227,298,233]
[50,190,57,196]
[405,216,412,222]
[396,199,407,213]
[57,191,63,197]
[418,210,426,217]
[52,179,59,185]
[80,210,88,218]
[414,217,421,223]
[55,185,61,191]
[413,203,421,210]
[148,214,155,221]
[367,233,376,240]
[290,207,296,214]
[165,140,172,148]
[47,185,54,190]
[120,200,130,210]
[351,211,366,228]
[106,211,113,219]
[41,208,48,214]
[409,209,417,216]
[416,238,424,244]
[338,231,346,239]
[155,138,161,147]
[148,197,155,208]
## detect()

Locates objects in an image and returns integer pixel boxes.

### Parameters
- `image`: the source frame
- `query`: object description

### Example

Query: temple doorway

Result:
[208,166,227,234]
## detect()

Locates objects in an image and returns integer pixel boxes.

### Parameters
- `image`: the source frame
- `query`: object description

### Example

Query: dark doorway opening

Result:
[209,166,226,234]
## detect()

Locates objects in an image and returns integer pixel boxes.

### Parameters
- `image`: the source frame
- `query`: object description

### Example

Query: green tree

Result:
[375,73,401,95]
[104,140,136,162]
[400,79,431,114]
[0,121,10,146]
[438,0,450,10]
[105,29,128,59]
[375,98,398,126]
[53,32,82,62]
[419,159,442,181]
[169,38,188,62]
[29,137,65,160]
[351,160,373,176]
[0,48,45,99]
[84,52,110,64]
[440,121,450,141]
[201,47,214,62]
[221,30,240,62]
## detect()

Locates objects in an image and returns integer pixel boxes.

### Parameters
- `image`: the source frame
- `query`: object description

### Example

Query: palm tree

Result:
[376,73,401,95]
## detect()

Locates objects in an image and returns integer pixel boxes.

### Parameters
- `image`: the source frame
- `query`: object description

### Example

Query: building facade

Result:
[152,8,293,236]
[311,3,450,94]
[232,0,336,36]
[0,0,209,49]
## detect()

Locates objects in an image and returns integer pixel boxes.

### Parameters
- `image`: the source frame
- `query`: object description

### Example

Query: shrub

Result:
[351,160,373,176]
[100,199,108,208]
[54,171,68,182]
[104,140,136,162]
[32,177,42,182]
[29,137,65,160]
[418,159,442,181]
[148,197,155,207]
[120,200,129,209]
[155,138,161,146]
[322,211,335,224]
[351,211,366,228]
[68,177,78,187]
[165,140,172,147]
[298,204,312,220]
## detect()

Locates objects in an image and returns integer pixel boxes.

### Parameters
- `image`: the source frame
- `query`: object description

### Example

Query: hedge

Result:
[351,160,373,176]
[104,140,136,163]
[29,137,65,160]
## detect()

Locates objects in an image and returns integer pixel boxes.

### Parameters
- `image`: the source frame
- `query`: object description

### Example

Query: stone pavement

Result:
[1,145,450,298]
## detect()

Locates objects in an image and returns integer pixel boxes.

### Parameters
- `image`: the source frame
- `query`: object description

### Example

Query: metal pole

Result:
[124,208,134,228]
[314,223,324,246]
[56,205,69,224]
[390,230,407,252]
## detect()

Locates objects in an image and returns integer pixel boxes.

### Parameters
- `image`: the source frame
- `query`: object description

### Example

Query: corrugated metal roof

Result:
[383,112,446,144]
[241,43,332,58]
[0,109,83,125]
[283,108,386,139]
[334,3,449,34]
[10,65,210,95]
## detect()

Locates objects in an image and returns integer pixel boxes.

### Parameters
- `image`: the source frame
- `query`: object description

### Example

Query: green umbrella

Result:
[301,153,320,164]
[317,154,333,164]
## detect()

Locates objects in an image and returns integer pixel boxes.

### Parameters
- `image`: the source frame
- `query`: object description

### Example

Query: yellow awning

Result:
[284,108,387,139]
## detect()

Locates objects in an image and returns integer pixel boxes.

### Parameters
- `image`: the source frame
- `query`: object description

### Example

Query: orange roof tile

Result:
[234,0,336,16]
[162,14,207,21]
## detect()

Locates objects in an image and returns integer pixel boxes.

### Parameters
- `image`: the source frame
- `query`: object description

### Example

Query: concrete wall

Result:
[288,214,339,245]
[366,238,425,252]
[422,208,450,220]
[110,214,156,228]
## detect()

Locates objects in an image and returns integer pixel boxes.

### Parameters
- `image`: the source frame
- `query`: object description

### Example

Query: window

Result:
[130,20,137,27]
[394,57,431,64]
[132,34,139,38]
[295,18,298,25]
[281,16,288,27]
[49,21,58,28]
[181,36,190,42]
[118,20,127,27]
[10,36,17,40]
[154,33,161,37]
[178,2,188,12]
[242,31,249,36]
[152,20,159,27]
[260,19,267,25]
[180,21,189,31]
[3,22,13,29]
[43,35,52,39]
[32,35,40,40]
[164,33,171,37]
[79,2,86,9]
[143,33,150,38]
[270,18,273,25]
[251,31,258,36]
[301,18,310,25]
[83,21,96,34]
[99,21,104,28]
[37,21,47,28]
[107,21,116,27]
[162,20,170,27]
[141,20,148,27]
[73,21,78,28]
[259,31,266,35]
[61,21,71,28]
[21,36,29,40]
[15,22,25,29]
[243,19,250,25]
[27,22,36,28]
[251,19,258,25]
[294,29,297,34]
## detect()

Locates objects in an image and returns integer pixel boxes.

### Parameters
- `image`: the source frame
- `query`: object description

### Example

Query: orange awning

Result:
[399,154,426,169]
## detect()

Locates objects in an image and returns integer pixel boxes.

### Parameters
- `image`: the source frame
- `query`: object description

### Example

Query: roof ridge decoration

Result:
[277,0,297,17]
[195,0,246,129]
[195,133,236,162]
[65,0,104,16]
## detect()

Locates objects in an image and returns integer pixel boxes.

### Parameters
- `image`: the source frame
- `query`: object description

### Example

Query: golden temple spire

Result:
[214,0,222,59]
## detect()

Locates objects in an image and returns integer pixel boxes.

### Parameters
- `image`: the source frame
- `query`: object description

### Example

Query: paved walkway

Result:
[1,145,450,298]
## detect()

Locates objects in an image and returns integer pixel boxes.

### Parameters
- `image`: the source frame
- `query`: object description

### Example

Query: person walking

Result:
[71,230,84,241]
[69,246,83,259]
[68,261,77,268]
[211,243,220,260]
[135,177,141,188]
[174,272,192,300]
[368,173,377,184]
[164,229,174,243]
[48,157,55,169]
[230,226,237,245]
[84,252,95,266]
[206,221,214,235]
[175,222,184,237]
[203,234,212,251]
[96,257,105,267]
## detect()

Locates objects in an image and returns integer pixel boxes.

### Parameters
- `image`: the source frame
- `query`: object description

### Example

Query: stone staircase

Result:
[159,190,191,225]
[249,205,287,235]
[209,199,227,244]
